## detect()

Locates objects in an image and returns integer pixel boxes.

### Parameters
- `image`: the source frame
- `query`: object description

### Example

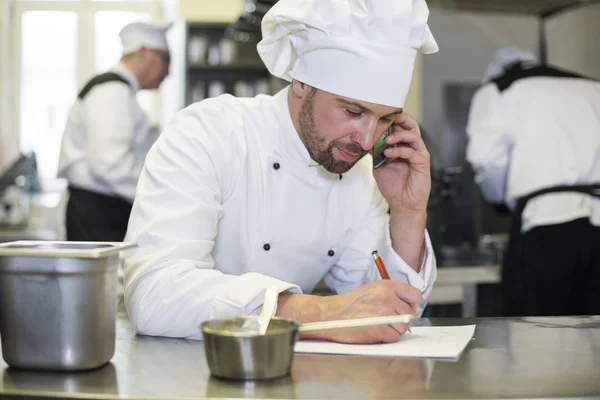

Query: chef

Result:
[58,22,171,241]
[123,0,439,343]
[466,46,600,317]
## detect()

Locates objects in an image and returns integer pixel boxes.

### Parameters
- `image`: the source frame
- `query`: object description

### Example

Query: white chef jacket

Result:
[123,87,437,339]
[57,63,158,202]
[466,76,600,233]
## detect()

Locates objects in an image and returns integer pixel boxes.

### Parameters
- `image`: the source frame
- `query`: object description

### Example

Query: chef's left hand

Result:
[373,114,431,213]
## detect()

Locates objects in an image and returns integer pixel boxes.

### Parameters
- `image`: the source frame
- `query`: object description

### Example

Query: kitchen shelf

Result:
[184,22,279,106]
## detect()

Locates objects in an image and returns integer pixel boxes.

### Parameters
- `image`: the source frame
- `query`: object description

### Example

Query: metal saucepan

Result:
[200,314,415,380]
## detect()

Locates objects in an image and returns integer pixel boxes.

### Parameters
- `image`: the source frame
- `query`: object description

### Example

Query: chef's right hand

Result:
[277,280,421,344]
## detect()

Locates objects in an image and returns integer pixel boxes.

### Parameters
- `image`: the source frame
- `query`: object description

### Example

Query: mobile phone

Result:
[372,126,394,169]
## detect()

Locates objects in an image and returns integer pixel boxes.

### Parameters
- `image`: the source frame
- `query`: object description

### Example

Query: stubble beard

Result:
[298,90,367,174]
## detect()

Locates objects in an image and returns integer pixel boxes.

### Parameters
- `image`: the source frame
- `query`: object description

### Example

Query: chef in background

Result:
[123,0,439,343]
[58,22,171,241]
[466,46,600,317]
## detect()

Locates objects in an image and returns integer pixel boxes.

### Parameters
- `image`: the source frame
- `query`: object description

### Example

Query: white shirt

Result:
[58,63,158,202]
[123,87,437,340]
[466,76,600,233]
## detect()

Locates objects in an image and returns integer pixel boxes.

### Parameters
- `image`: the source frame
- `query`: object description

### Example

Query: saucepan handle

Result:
[297,314,415,333]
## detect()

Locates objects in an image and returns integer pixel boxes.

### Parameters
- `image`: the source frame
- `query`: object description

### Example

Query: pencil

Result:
[371,250,411,333]
[371,250,391,280]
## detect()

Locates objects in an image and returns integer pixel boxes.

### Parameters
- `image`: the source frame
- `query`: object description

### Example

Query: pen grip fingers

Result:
[385,281,422,313]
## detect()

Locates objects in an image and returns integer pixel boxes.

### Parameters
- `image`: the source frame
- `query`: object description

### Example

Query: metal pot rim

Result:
[0,241,137,258]
[200,316,300,338]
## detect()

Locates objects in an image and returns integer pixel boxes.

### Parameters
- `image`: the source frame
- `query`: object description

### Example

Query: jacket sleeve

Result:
[83,83,144,201]
[123,102,300,340]
[323,177,437,317]
[465,84,510,205]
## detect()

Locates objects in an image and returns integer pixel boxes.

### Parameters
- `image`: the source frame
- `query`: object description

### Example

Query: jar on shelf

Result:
[219,38,237,65]
[188,36,208,64]
[191,82,205,103]
[255,79,271,95]
[207,42,221,66]
[208,81,226,98]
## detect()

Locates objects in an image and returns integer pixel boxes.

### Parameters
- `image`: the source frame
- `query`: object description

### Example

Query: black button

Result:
[263,243,271,251]
[328,250,335,257]
[339,174,343,180]
[273,163,280,170]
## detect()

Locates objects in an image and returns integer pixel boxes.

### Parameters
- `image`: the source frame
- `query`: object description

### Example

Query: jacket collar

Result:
[111,63,141,92]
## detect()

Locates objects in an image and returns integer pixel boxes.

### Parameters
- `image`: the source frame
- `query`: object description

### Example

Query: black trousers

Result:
[503,218,600,316]
[66,186,133,242]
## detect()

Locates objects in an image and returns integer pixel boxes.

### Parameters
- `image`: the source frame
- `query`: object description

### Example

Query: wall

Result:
[160,0,186,127]
[545,2,600,80]
[179,0,244,23]
[404,53,422,123]
[0,0,20,172]
[421,9,540,146]
[0,0,8,169]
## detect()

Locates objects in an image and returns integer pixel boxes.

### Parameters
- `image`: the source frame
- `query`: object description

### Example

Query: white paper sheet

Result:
[294,325,476,359]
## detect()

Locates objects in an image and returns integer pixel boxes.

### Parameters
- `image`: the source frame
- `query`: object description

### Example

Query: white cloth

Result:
[123,87,437,340]
[58,63,158,202]
[466,76,600,233]
[481,46,537,83]
[257,0,438,108]
[119,22,172,55]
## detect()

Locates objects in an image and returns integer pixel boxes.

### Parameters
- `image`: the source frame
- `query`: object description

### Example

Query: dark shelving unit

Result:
[185,22,276,105]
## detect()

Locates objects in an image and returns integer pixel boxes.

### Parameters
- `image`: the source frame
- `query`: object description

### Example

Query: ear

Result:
[137,46,149,58]
[291,79,311,99]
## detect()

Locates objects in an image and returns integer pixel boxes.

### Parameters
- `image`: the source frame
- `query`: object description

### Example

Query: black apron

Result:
[66,186,133,241]
[503,184,600,316]
[65,73,133,242]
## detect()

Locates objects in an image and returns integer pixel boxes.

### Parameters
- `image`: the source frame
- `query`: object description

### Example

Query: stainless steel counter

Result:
[2,314,600,399]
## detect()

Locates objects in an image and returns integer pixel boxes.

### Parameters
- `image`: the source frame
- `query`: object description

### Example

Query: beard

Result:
[298,90,368,174]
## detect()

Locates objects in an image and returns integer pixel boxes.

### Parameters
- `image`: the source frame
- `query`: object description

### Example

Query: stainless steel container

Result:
[200,316,299,380]
[200,314,415,381]
[0,241,136,371]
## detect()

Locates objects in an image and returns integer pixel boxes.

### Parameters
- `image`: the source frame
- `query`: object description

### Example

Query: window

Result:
[12,0,161,180]
[20,11,78,180]
[94,11,152,73]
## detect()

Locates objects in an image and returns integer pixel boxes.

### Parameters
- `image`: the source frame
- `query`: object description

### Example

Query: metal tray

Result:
[0,241,137,258]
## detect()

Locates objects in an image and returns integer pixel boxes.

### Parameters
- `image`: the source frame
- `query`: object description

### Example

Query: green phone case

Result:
[372,126,394,169]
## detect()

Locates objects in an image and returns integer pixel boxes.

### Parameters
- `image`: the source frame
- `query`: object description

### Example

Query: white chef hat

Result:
[119,22,172,56]
[482,46,538,83]
[257,0,438,108]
